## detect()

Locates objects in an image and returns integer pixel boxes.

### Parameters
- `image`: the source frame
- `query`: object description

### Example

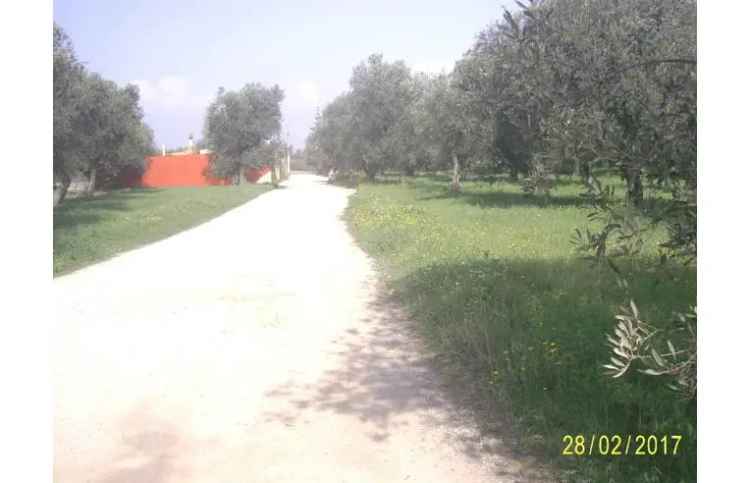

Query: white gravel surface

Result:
[53,173,546,482]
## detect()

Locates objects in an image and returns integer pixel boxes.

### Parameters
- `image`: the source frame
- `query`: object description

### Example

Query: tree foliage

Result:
[307,55,423,178]
[604,301,697,399]
[53,23,85,197]
[348,54,418,178]
[75,75,155,191]
[306,93,357,173]
[53,23,155,204]
[421,69,493,189]
[203,83,285,183]
[77,78,155,194]
[308,0,696,224]
[308,0,696,397]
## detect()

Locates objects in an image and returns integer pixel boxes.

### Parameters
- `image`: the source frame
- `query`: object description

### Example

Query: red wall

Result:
[245,165,272,183]
[137,154,271,188]
[141,154,231,188]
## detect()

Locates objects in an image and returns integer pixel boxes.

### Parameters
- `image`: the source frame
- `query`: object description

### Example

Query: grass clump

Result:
[345,174,696,482]
[54,185,270,275]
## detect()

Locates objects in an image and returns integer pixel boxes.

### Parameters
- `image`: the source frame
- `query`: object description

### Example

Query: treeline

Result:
[308,0,696,397]
[53,21,290,201]
[53,24,155,205]
[306,0,696,204]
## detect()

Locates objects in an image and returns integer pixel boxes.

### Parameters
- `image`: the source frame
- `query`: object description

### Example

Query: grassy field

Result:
[54,185,271,276]
[345,174,696,482]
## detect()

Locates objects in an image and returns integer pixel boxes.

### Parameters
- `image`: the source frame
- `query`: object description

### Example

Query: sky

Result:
[54,0,515,150]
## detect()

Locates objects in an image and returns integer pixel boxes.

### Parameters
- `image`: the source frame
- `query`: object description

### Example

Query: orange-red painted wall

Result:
[135,154,273,188]
[141,154,231,187]
[245,165,272,183]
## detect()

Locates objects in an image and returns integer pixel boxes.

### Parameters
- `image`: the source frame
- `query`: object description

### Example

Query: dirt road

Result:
[53,173,544,482]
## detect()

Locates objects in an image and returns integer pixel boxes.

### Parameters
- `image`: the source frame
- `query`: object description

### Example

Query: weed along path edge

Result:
[53,173,548,483]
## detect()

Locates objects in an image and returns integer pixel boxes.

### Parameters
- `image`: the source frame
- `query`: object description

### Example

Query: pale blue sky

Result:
[54,0,515,150]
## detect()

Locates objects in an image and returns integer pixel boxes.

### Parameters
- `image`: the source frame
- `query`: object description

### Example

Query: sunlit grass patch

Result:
[54,185,271,276]
[346,174,696,482]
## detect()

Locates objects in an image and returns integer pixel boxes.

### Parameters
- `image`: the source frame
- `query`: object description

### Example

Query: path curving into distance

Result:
[53,173,547,482]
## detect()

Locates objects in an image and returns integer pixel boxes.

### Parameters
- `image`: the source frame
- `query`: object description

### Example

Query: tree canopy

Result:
[305,0,696,396]
[203,83,285,183]
[307,0,695,255]
[53,23,155,204]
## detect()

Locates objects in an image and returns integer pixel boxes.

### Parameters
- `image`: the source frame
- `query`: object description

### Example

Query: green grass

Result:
[54,185,271,276]
[345,174,696,482]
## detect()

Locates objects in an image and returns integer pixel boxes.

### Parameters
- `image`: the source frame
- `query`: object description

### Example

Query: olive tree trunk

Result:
[54,170,72,207]
[626,166,644,207]
[86,167,97,196]
[509,166,519,181]
[363,157,377,180]
[450,152,461,192]
[271,159,280,187]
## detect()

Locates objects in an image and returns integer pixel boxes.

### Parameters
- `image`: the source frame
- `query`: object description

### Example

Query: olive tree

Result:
[306,93,357,173]
[75,75,154,193]
[505,0,697,396]
[203,83,285,183]
[53,23,154,204]
[53,23,85,204]
[348,54,418,179]
[419,70,493,190]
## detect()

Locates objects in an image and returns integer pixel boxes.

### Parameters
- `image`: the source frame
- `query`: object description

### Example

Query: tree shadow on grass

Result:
[258,253,693,479]
[417,187,584,209]
[388,174,586,209]
[368,177,403,185]
[421,173,453,184]
[416,179,674,212]
[54,189,168,229]
[391,256,696,481]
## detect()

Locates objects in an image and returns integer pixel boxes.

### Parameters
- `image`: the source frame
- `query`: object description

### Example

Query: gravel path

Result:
[53,173,546,483]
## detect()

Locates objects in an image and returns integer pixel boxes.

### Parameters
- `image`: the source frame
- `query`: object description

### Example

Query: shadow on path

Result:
[261,281,551,481]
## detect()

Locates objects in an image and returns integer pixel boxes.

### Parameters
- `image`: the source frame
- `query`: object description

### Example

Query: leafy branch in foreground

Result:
[604,301,696,400]
[572,172,696,402]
